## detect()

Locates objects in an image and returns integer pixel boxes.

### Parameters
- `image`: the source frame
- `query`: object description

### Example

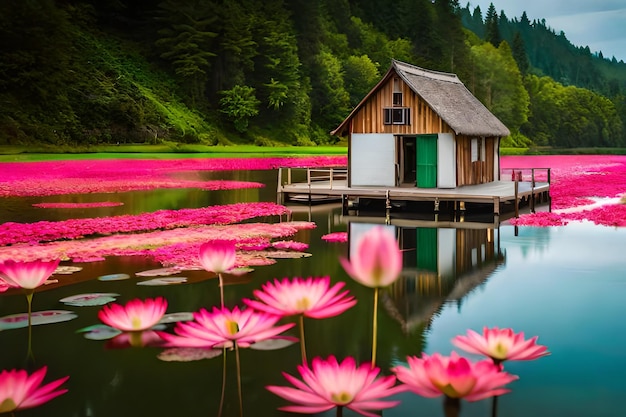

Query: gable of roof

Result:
[331,60,510,138]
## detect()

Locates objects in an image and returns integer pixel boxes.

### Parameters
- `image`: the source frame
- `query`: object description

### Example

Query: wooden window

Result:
[393,92,403,106]
[471,137,485,162]
[383,108,410,125]
[393,77,402,106]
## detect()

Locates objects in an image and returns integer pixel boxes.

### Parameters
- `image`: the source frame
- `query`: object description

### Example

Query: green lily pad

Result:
[0,310,77,330]
[136,267,181,277]
[98,273,130,282]
[250,337,297,351]
[226,267,254,276]
[60,293,120,306]
[265,251,312,259]
[159,312,194,324]
[157,347,223,362]
[53,266,83,275]
[77,324,122,340]
[137,277,187,286]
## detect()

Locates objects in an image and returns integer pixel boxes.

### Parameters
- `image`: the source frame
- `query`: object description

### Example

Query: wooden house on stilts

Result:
[332,59,510,189]
[277,60,550,215]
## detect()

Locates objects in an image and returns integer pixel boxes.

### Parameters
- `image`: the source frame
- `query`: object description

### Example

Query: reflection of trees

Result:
[511,225,551,259]
[385,227,505,346]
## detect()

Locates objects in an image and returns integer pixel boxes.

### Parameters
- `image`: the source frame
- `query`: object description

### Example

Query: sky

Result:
[467,0,626,62]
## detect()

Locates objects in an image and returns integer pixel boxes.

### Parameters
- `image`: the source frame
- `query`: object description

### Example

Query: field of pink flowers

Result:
[500,155,626,227]
[0,154,623,266]
[0,156,345,267]
[0,156,346,197]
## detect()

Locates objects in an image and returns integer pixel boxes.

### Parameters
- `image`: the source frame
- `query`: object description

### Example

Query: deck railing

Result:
[505,167,552,216]
[278,167,348,190]
[307,168,348,188]
[506,167,551,185]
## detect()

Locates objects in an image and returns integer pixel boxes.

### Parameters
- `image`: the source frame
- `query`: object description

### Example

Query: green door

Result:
[416,227,438,272]
[416,134,437,188]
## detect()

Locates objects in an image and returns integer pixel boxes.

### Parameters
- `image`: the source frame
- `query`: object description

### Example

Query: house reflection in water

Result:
[347,221,505,335]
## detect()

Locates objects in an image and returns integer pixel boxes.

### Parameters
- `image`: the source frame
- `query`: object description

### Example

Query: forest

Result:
[0,0,625,150]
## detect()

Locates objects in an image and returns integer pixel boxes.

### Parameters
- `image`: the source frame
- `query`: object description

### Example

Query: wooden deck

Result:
[277,167,550,215]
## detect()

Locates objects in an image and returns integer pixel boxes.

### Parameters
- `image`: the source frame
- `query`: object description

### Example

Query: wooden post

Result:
[276,168,283,205]
[547,168,552,212]
[530,169,536,213]
[514,179,519,218]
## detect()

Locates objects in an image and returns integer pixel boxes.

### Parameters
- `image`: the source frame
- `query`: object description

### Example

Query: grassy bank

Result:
[3,144,625,163]
[0,144,348,162]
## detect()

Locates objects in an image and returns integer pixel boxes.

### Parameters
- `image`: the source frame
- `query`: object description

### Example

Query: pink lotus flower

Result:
[340,226,402,288]
[391,352,518,401]
[0,366,68,413]
[0,259,60,290]
[266,355,402,416]
[198,240,236,273]
[452,327,550,363]
[106,330,166,349]
[243,276,356,319]
[98,297,167,332]
[160,305,296,349]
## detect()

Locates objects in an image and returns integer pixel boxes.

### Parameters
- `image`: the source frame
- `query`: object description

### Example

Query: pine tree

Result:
[155,0,217,107]
[484,3,501,46]
[512,31,530,74]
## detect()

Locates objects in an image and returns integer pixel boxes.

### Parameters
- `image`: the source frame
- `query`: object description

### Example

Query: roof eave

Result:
[330,64,399,136]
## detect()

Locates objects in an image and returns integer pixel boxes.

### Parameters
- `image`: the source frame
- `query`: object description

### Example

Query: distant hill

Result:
[0,0,624,150]
[459,3,626,95]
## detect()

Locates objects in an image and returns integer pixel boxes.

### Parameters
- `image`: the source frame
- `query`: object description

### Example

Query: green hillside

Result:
[1,0,624,151]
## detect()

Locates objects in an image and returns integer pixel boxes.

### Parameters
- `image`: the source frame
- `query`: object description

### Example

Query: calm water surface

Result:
[0,169,624,417]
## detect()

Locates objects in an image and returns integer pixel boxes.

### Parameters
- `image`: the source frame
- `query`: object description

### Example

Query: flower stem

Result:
[218,273,225,308]
[443,396,461,417]
[217,347,227,417]
[371,287,379,369]
[491,395,499,417]
[235,342,243,417]
[336,406,343,417]
[299,314,307,365]
[26,291,34,364]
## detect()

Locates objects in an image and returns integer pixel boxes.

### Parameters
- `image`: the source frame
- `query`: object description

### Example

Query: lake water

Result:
[0,168,624,417]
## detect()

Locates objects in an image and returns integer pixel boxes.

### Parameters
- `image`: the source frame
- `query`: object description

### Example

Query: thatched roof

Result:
[331,60,510,137]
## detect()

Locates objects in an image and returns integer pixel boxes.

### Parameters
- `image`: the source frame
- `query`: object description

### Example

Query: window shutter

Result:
[383,108,392,125]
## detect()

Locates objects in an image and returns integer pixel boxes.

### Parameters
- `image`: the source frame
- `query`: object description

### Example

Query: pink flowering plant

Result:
[0,367,69,414]
[267,355,402,417]
[340,226,403,368]
[391,351,518,402]
[98,297,168,332]
[452,327,550,365]
[243,276,356,363]
[159,305,296,350]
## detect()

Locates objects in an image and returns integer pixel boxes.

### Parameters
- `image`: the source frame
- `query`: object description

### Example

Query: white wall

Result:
[437,133,456,188]
[438,228,456,278]
[350,133,396,186]
[493,138,500,180]
[349,223,397,257]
